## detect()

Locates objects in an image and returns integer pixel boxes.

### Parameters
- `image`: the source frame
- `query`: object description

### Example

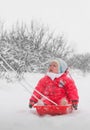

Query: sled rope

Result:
[0,61,39,101]
[0,54,57,105]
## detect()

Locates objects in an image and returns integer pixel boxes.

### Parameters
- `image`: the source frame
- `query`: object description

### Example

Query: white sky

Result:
[0,0,90,54]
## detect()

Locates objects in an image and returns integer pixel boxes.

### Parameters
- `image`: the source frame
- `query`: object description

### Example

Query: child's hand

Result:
[29,100,36,108]
[72,104,78,110]
[72,100,78,110]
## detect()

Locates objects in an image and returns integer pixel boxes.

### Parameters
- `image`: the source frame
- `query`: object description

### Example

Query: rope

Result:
[0,54,57,105]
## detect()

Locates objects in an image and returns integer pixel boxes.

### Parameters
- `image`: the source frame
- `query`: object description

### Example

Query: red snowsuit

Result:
[30,72,79,105]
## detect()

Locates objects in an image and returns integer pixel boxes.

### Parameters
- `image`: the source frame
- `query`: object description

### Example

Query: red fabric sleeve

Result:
[64,76,79,103]
[30,77,47,103]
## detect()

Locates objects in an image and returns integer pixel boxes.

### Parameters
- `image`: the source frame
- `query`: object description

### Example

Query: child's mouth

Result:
[49,69,53,72]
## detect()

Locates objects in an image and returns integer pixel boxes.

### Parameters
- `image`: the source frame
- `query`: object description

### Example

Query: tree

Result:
[0,20,75,73]
[67,53,90,73]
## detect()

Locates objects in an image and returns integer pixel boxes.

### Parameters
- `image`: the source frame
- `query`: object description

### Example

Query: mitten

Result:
[72,100,78,110]
[29,100,36,108]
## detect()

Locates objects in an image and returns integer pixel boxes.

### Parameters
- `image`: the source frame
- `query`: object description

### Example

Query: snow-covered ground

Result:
[0,71,90,130]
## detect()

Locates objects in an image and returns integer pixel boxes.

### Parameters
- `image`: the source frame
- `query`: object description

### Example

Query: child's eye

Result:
[49,63,58,68]
[54,65,56,67]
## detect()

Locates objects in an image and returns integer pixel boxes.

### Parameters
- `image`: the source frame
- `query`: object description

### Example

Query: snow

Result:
[0,71,90,130]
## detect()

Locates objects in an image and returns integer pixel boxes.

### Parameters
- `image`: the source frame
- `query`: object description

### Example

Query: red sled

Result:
[34,104,73,115]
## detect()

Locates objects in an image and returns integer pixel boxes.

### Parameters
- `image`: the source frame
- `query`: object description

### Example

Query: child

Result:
[29,58,79,110]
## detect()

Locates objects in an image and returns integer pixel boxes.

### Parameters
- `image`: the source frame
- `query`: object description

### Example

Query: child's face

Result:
[48,61,58,73]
